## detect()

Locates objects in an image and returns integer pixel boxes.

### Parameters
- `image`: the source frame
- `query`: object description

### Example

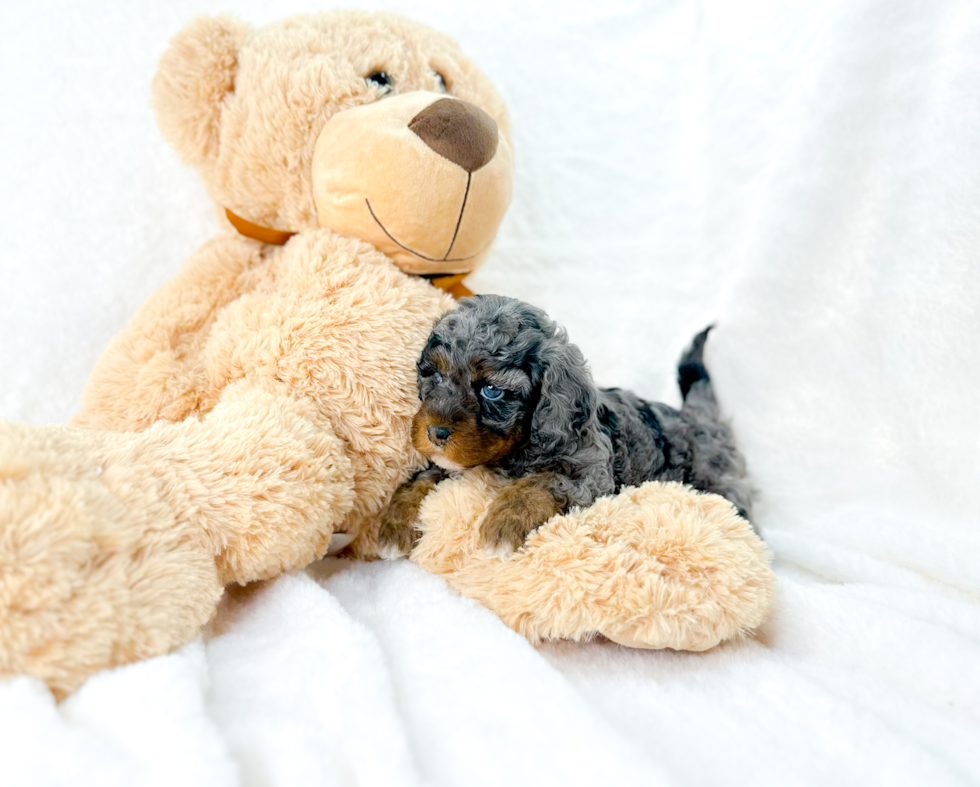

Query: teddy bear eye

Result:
[433,71,448,93]
[367,71,393,91]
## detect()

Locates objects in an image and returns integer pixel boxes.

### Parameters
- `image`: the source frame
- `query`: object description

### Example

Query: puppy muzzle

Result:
[427,425,452,447]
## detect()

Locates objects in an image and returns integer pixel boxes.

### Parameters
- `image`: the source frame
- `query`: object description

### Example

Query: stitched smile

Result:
[365,173,484,263]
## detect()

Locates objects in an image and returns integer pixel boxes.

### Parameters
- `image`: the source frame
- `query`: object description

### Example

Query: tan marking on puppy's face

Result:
[412,406,522,470]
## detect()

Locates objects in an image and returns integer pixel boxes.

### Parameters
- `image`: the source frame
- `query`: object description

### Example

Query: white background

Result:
[1,1,978,785]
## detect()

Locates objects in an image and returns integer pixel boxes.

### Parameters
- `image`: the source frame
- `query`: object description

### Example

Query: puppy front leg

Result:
[479,473,563,555]
[378,465,447,559]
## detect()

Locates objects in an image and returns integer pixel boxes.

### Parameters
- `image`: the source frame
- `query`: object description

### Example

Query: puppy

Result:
[379,295,752,557]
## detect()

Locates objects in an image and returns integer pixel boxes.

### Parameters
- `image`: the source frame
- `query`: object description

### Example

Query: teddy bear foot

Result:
[0,378,357,698]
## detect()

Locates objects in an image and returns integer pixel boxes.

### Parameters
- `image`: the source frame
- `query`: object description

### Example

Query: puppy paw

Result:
[378,506,420,559]
[378,474,439,559]
[480,536,519,560]
[378,538,411,560]
[478,475,560,555]
[478,508,538,555]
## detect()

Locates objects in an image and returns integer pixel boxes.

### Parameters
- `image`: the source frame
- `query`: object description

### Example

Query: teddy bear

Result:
[0,10,513,699]
[0,11,774,700]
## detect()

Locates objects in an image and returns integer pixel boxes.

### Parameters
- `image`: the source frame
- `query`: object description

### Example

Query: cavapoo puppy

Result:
[379,294,752,557]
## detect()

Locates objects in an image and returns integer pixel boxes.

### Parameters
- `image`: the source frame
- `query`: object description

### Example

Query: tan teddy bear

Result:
[0,11,774,700]
[0,10,513,699]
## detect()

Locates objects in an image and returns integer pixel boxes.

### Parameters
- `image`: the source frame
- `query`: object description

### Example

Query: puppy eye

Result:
[480,384,504,401]
[419,365,442,383]
[433,70,449,93]
[367,71,394,92]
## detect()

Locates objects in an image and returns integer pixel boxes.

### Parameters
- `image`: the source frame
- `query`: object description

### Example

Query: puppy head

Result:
[412,295,596,472]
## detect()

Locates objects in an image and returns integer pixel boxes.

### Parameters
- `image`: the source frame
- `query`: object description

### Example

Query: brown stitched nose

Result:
[427,426,452,447]
[408,98,499,173]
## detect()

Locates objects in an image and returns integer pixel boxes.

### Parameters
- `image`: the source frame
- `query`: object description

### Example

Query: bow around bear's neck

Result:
[225,208,473,299]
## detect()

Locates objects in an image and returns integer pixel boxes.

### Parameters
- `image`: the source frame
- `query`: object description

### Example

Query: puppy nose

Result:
[427,426,452,447]
[408,98,499,173]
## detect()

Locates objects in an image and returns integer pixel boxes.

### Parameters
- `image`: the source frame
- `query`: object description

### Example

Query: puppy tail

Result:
[677,325,714,402]
[676,326,754,522]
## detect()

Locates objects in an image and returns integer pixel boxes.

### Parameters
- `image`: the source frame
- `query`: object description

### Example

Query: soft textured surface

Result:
[412,468,774,650]
[73,226,453,561]
[0,377,353,697]
[1,0,978,785]
[3,10,514,695]
[2,4,747,702]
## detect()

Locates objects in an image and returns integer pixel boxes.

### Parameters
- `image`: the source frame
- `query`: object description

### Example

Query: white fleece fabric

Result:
[1,1,978,785]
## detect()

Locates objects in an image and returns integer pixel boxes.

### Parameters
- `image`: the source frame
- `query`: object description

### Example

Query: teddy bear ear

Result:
[151,15,251,168]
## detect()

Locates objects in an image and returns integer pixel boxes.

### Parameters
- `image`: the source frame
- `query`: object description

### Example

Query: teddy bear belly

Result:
[199,234,452,540]
[76,230,454,550]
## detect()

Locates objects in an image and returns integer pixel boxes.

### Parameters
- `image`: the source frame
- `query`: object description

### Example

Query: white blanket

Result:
[1,0,978,785]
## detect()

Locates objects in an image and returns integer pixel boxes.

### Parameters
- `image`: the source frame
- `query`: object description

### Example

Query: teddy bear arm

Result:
[155,376,358,585]
[74,233,266,431]
[412,469,775,651]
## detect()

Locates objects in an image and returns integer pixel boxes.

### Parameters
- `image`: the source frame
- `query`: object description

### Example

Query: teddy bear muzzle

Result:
[311,91,514,276]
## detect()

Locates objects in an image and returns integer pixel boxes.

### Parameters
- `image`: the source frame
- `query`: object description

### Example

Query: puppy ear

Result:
[526,331,599,464]
[152,15,251,168]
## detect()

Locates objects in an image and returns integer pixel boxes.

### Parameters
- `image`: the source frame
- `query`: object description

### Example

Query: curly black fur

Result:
[415,294,753,525]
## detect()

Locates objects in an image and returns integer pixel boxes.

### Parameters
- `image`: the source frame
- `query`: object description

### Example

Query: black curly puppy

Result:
[379,294,752,557]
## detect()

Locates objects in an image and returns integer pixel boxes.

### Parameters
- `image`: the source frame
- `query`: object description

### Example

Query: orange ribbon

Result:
[225,208,472,299]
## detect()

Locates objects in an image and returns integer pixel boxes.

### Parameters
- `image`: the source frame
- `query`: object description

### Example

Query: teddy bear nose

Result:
[409,98,499,174]
[427,425,452,446]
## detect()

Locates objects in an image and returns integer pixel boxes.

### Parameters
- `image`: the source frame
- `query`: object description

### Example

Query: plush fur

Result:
[73,13,514,559]
[409,468,774,651]
[151,12,512,238]
[0,380,352,698]
[381,295,752,553]
[0,11,512,698]
[0,12,774,698]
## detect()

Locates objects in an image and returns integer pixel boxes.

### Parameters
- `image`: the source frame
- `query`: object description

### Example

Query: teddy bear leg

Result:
[0,378,355,698]
[0,421,223,699]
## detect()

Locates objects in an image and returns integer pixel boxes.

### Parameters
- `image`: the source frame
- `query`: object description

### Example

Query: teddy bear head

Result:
[152,11,514,275]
